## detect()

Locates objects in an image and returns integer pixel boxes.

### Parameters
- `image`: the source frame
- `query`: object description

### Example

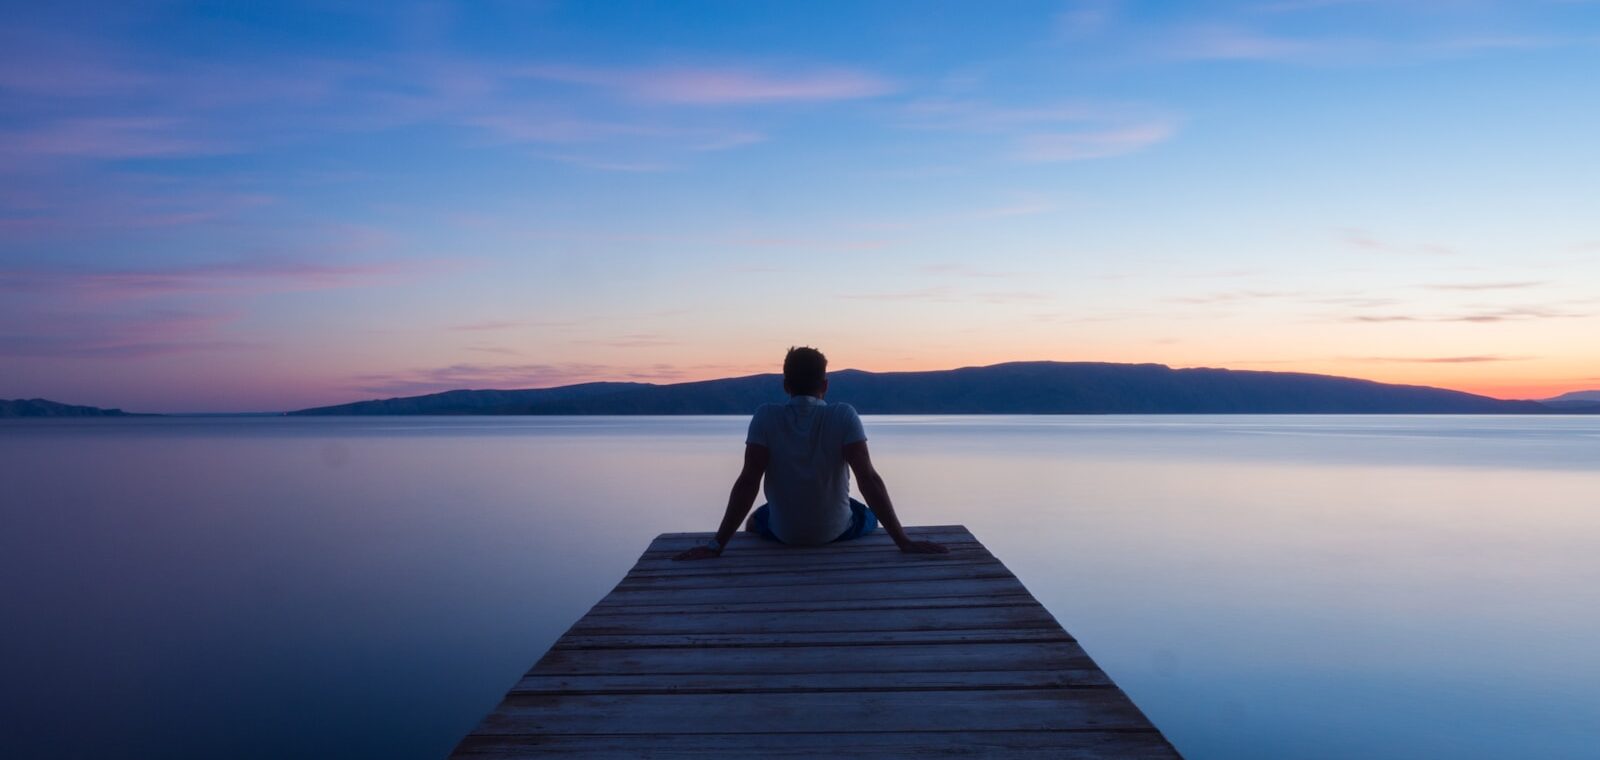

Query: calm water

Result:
[3,415,1598,759]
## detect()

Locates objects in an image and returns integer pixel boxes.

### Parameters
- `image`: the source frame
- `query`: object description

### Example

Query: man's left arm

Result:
[674,443,768,560]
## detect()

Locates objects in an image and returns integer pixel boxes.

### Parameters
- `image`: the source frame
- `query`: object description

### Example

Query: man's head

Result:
[782,346,828,398]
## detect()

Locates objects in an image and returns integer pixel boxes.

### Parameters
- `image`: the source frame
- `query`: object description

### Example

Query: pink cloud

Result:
[0,182,275,240]
[1159,24,1569,66]
[449,320,525,332]
[902,99,1179,163]
[0,308,259,358]
[0,118,230,161]
[1015,122,1177,161]
[0,258,438,300]
[592,333,678,348]
[1166,25,1331,62]
[0,26,151,96]
[523,64,894,104]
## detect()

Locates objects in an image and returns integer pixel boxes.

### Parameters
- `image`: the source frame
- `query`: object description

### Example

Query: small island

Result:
[0,399,136,418]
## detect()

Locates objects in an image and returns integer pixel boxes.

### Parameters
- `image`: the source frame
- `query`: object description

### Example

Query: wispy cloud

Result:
[846,196,1054,232]
[1338,228,1458,256]
[1165,25,1343,62]
[0,117,230,161]
[1015,122,1178,162]
[1424,281,1545,291]
[1160,23,1576,66]
[0,308,258,358]
[0,258,435,300]
[838,286,1052,304]
[902,98,1179,163]
[449,320,525,332]
[1347,306,1587,323]
[921,263,1030,279]
[1170,290,1301,304]
[838,286,959,303]
[1254,0,1385,12]
[1309,295,1400,308]
[592,333,678,348]
[1344,355,1534,364]
[1056,0,1119,38]
[539,153,675,172]
[0,24,836,177]
[521,64,894,104]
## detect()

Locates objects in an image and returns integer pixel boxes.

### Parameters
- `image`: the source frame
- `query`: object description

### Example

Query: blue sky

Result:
[2,1,1598,411]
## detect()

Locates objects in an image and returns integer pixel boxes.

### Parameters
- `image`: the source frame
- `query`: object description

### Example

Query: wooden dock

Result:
[451,525,1178,758]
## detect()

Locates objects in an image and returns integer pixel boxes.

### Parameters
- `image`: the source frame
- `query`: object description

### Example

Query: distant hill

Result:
[291,362,1550,415]
[0,399,133,418]
[289,382,648,415]
[1542,390,1600,411]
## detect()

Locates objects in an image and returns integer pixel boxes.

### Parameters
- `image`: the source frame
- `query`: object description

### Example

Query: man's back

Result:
[745,395,865,545]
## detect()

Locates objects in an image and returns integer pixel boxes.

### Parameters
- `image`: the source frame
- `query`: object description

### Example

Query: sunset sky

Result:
[3,1,1598,412]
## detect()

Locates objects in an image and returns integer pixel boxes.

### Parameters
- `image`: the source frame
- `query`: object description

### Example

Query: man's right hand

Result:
[896,539,949,554]
[673,546,723,561]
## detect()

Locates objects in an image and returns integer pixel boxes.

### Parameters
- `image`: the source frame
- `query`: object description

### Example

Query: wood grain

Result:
[450,525,1179,758]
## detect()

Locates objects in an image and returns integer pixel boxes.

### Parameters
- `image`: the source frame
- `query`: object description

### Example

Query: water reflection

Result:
[2,416,1597,758]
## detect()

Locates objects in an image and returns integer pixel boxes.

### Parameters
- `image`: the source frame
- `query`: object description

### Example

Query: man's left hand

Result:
[896,539,949,554]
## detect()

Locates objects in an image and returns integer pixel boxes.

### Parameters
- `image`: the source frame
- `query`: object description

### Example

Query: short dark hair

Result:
[783,346,828,396]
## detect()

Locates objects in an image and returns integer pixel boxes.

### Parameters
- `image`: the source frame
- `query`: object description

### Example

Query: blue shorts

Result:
[747,498,878,544]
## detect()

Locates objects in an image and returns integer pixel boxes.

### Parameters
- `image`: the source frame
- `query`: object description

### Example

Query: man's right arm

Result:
[843,440,947,554]
[673,443,768,561]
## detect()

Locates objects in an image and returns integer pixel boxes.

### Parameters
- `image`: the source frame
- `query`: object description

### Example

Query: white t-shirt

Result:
[745,395,867,545]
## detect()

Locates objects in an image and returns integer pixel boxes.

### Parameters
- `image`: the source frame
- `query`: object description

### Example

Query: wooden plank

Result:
[628,547,996,573]
[637,542,986,562]
[641,527,980,555]
[582,593,1036,615]
[452,525,1177,758]
[614,563,1016,590]
[526,641,1100,676]
[567,605,1060,636]
[512,669,1114,694]
[471,689,1154,735]
[553,627,1076,650]
[453,730,1178,759]
[594,576,1030,607]
[624,560,998,582]
[647,525,974,546]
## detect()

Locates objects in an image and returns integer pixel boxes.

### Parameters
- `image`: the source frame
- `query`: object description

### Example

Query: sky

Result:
[2,1,1598,412]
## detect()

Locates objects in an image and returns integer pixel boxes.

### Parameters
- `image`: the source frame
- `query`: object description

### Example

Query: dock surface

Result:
[452,525,1178,758]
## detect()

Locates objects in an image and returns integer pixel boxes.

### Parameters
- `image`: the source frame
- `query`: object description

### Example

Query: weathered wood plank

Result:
[513,669,1114,694]
[527,641,1100,676]
[472,688,1153,735]
[567,605,1059,636]
[552,627,1076,650]
[640,526,979,555]
[451,525,1177,758]
[623,560,998,582]
[583,593,1036,615]
[647,525,973,545]
[628,548,995,574]
[595,576,1031,607]
[615,563,1015,590]
[453,730,1177,759]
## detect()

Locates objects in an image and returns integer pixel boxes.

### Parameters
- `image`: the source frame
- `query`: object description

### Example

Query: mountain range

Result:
[290,362,1572,415]
[1540,390,1600,410]
[10,363,1596,417]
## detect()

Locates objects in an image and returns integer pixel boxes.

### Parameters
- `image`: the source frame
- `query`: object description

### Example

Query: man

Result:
[674,346,947,560]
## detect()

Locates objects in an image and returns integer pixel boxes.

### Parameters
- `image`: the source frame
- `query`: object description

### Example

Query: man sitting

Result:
[675,346,947,560]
